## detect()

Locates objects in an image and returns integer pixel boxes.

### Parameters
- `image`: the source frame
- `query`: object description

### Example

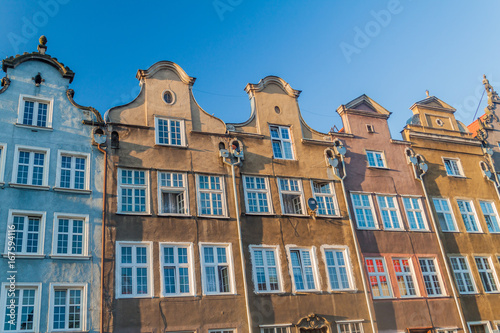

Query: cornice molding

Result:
[245,76,301,98]
[407,130,481,146]
[136,61,196,86]
[66,89,103,123]
[2,52,75,83]
[337,106,390,119]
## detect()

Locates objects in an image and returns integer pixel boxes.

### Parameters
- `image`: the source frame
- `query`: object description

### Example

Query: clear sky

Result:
[2,0,500,138]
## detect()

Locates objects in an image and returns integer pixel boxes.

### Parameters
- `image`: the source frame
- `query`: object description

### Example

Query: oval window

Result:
[163,91,174,104]
[274,106,281,114]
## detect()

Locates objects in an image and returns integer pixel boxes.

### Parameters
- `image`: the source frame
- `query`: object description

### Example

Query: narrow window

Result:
[116,242,152,298]
[376,195,402,230]
[117,168,148,213]
[51,287,84,330]
[158,172,188,215]
[366,150,386,168]
[278,178,304,215]
[432,198,458,232]
[312,181,338,216]
[324,248,352,290]
[475,257,499,293]
[450,256,476,294]
[351,193,377,229]
[419,258,444,296]
[0,143,6,183]
[392,258,417,297]
[1,286,39,331]
[201,244,234,294]
[57,151,89,190]
[479,201,500,232]
[289,248,317,291]
[456,200,481,232]
[251,246,281,292]
[270,125,294,159]
[402,197,428,230]
[365,257,392,298]
[160,243,193,296]
[243,176,272,214]
[197,174,226,217]
[53,215,87,256]
[6,211,45,255]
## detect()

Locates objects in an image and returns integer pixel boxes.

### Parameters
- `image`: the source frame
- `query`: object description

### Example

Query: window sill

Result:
[49,255,91,260]
[198,215,230,219]
[446,174,466,179]
[53,187,91,194]
[2,253,45,259]
[8,183,50,190]
[408,229,431,232]
[116,294,154,299]
[158,213,192,218]
[272,157,296,161]
[367,166,389,170]
[154,143,188,149]
[244,212,275,216]
[381,228,406,232]
[316,214,343,219]
[357,227,380,231]
[254,290,285,295]
[116,212,152,216]
[292,290,322,295]
[160,293,196,298]
[280,213,309,218]
[442,230,461,233]
[202,292,237,296]
[15,123,53,131]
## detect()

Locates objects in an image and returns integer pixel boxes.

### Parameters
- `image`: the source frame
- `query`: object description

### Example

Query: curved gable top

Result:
[245,75,301,98]
[2,52,75,83]
[136,61,196,85]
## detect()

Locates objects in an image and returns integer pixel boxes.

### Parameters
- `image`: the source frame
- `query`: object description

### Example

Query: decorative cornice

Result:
[66,89,103,123]
[2,53,75,83]
[406,129,481,146]
[245,76,301,98]
[136,61,196,86]
[0,76,11,94]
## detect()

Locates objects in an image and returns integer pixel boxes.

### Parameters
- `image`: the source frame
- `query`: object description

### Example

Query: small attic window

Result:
[366,124,375,133]
[435,119,444,127]
[274,106,281,114]
[163,90,175,105]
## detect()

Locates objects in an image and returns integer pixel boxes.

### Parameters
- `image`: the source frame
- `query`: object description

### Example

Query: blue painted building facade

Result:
[0,38,103,332]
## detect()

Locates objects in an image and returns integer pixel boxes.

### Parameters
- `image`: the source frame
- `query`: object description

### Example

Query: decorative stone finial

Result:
[482,74,500,124]
[37,35,47,54]
[425,90,430,98]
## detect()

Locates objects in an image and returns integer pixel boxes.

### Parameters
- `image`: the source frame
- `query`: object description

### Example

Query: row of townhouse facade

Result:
[0,37,499,333]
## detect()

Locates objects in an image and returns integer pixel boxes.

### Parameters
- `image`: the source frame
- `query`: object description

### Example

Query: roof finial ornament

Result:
[38,35,47,55]
[425,90,430,98]
[482,74,500,124]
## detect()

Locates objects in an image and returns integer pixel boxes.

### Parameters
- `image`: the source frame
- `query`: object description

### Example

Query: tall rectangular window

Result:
[243,176,272,214]
[158,172,188,215]
[13,146,49,186]
[432,198,458,232]
[250,246,281,292]
[270,125,294,159]
[475,256,499,293]
[324,248,353,290]
[457,200,481,232]
[52,214,87,257]
[365,258,392,298]
[155,117,185,146]
[201,244,234,294]
[351,193,377,229]
[50,286,85,331]
[6,210,45,255]
[116,242,152,298]
[0,143,6,184]
[419,258,444,296]
[366,150,386,168]
[278,178,304,215]
[479,201,500,233]
[117,168,149,213]
[1,284,40,332]
[289,248,318,291]
[312,181,338,216]
[392,258,417,297]
[402,197,428,230]
[443,158,464,177]
[57,151,89,190]
[376,195,402,230]
[196,174,226,216]
[160,243,194,296]
[450,256,476,294]
[18,95,52,128]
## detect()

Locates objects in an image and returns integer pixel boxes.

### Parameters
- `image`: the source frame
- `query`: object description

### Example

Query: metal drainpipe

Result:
[97,143,107,333]
[338,155,376,333]
[416,172,468,333]
[222,158,253,333]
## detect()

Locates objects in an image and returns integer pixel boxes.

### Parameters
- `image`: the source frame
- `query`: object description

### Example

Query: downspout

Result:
[414,164,468,333]
[337,155,376,333]
[222,156,253,333]
[97,143,107,333]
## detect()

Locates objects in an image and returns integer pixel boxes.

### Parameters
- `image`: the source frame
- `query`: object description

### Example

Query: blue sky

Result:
[2,1,500,138]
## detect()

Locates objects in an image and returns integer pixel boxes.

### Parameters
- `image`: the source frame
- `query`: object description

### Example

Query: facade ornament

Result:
[296,314,330,332]
[482,74,500,124]
[38,35,47,54]
[0,76,11,94]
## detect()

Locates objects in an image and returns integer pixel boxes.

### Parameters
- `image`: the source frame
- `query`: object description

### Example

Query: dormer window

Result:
[443,158,464,177]
[366,150,386,168]
[18,94,53,128]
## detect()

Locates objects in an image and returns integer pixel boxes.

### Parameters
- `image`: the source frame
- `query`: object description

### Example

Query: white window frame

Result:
[0,143,6,184]
[117,168,150,214]
[157,171,189,216]
[321,245,355,291]
[51,213,89,258]
[11,145,50,187]
[200,243,236,295]
[418,257,445,297]
[365,257,393,298]
[249,245,283,293]
[376,195,404,230]
[209,329,236,333]
[311,180,340,217]
[269,125,294,160]
[467,322,493,333]
[196,174,227,217]
[402,196,429,231]
[0,282,41,332]
[336,320,364,333]
[154,116,186,147]
[17,94,54,128]
[260,325,291,333]
[474,256,499,293]
[449,256,477,294]
[436,328,459,333]
[277,177,305,216]
[432,198,458,232]
[392,257,419,297]
[456,199,482,233]
[243,175,273,214]
[159,242,195,297]
[351,192,378,229]
[442,157,464,177]
[115,241,154,299]
[48,283,87,332]
[55,150,91,191]
[479,201,500,233]
[366,150,386,168]
[286,246,320,292]
[5,209,46,257]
